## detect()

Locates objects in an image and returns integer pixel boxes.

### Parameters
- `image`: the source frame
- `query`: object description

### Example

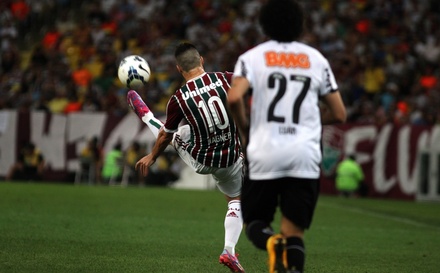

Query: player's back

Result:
[236,40,338,179]
[173,72,241,168]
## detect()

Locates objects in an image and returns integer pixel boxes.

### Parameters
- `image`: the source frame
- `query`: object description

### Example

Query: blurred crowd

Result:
[1,0,440,126]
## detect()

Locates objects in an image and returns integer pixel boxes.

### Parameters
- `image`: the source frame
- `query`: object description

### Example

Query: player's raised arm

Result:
[135,129,173,176]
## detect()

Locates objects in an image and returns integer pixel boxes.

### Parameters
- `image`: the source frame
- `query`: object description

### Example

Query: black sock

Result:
[245,221,274,250]
[286,236,305,272]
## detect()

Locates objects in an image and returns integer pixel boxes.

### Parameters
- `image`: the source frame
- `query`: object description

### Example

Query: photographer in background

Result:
[335,154,366,198]
[6,142,45,181]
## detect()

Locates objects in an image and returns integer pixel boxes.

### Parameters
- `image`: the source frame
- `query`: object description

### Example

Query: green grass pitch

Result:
[1,182,439,272]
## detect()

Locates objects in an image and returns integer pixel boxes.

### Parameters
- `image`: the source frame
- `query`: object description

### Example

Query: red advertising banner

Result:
[0,110,159,182]
[1,111,439,200]
[321,124,440,200]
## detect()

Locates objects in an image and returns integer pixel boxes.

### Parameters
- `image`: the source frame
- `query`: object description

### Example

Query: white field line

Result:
[320,202,440,231]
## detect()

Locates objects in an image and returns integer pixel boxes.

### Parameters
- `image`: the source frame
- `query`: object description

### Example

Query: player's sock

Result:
[223,200,243,255]
[245,220,274,250]
[285,236,305,273]
[141,112,163,139]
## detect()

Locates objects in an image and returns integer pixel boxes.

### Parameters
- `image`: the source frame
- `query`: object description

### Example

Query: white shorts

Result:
[171,125,243,198]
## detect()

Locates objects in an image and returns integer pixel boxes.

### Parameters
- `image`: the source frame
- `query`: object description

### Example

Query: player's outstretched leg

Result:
[127,90,163,138]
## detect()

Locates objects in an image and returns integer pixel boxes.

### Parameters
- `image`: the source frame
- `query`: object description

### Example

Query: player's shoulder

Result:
[293,42,328,62]
[206,71,233,83]
[171,85,186,103]
[206,71,228,77]
[242,40,327,60]
[241,40,273,56]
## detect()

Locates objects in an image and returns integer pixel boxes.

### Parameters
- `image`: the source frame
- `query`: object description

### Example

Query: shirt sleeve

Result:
[320,59,338,96]
[163,96,183,133]
[224,71,233,84]
[356,164,365,181]
[232,56,253,88]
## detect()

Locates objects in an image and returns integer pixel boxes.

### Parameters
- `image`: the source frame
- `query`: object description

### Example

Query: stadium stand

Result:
[1,0,439,125]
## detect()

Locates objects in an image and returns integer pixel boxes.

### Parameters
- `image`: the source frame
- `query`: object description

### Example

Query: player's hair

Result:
[174,42,201,72]
[259,0,304,42]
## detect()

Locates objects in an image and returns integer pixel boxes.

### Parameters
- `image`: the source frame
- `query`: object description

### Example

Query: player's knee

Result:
[245,220,274,250]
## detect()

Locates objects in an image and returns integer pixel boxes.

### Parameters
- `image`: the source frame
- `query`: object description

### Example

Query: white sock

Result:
[141,112,163,139]
[224,200,243,255]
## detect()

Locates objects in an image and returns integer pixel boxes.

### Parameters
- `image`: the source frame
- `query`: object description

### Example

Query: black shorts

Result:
[241,176,319,230]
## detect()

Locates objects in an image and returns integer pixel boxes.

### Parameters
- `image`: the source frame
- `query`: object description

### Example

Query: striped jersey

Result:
[232,40,338,180]
[163,72,241,168]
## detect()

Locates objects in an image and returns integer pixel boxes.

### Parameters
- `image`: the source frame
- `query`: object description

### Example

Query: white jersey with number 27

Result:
[233,40,338,180]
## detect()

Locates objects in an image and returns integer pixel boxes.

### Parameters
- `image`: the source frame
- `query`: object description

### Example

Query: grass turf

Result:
[0,182,439,272]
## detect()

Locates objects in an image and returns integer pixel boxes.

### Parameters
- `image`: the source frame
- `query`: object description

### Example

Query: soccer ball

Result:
[118,55,151,89]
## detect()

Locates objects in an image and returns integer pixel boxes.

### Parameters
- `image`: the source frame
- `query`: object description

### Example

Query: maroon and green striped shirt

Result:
[163,72,241,168]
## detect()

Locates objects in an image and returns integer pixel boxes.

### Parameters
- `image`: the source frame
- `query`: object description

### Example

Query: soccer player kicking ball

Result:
[127,42,245,273]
